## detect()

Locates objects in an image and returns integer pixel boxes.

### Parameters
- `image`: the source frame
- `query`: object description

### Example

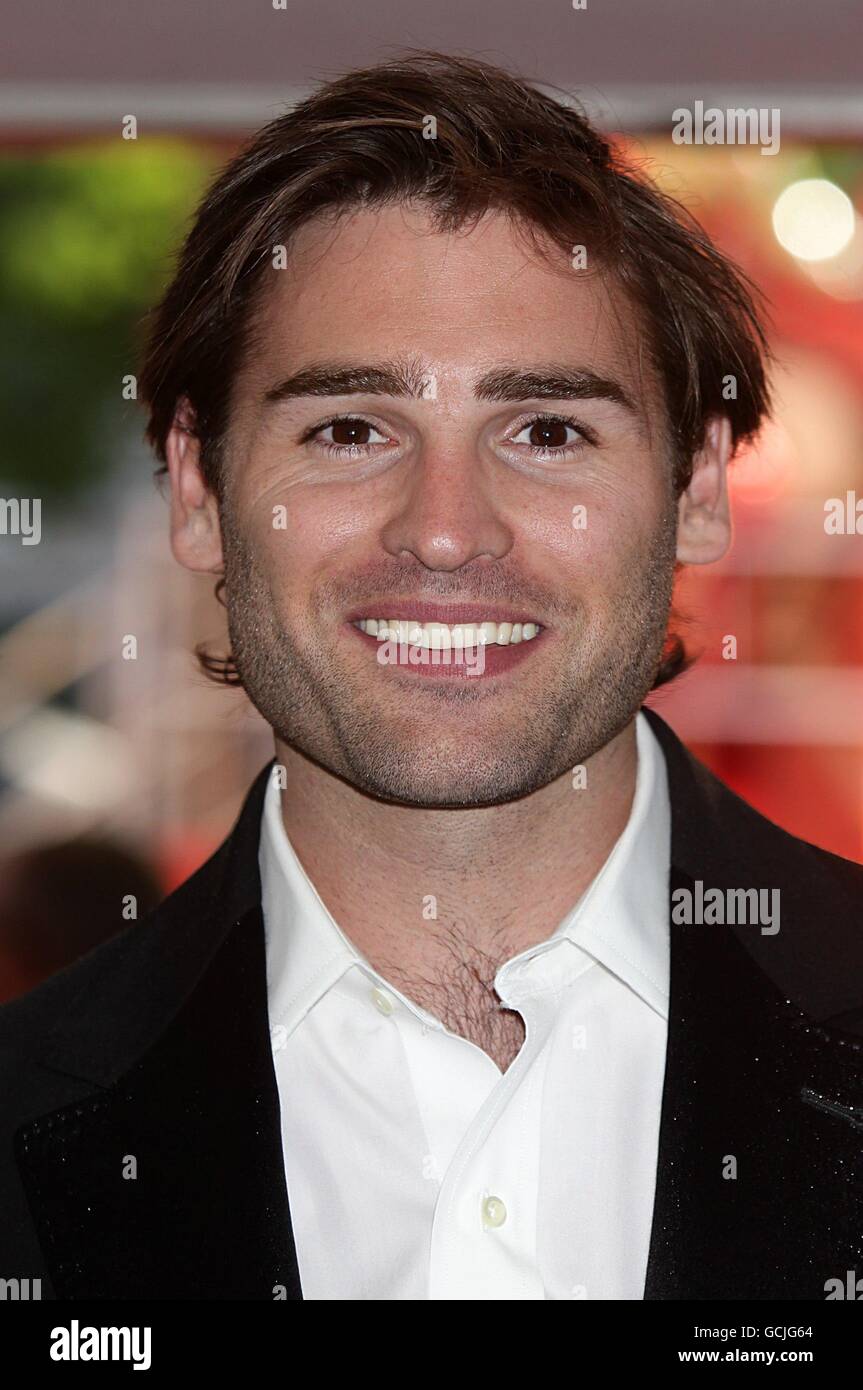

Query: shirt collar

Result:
[541,707,670,1018]
[260,773,365,1039]
[260,709,670,1039]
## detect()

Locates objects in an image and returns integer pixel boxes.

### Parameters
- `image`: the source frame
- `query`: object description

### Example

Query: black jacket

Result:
[1,707,861,1300]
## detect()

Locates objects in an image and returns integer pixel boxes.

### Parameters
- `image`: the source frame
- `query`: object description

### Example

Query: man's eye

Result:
[510,417,585,452]
[311,417,389,451]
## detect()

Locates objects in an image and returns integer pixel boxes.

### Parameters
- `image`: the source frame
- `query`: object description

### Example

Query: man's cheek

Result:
[562,510,639,588]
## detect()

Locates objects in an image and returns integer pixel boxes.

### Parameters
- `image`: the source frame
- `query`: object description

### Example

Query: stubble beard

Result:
[219,493,679,809]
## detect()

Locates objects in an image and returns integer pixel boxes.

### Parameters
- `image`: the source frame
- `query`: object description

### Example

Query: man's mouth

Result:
[349,617,542,650]
[343,604,547,679]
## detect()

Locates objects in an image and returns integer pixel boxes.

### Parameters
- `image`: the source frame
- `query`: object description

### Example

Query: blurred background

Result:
[1,0,861,997]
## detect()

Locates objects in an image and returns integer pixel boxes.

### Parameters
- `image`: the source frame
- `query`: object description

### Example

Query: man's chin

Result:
[335,740,567,810]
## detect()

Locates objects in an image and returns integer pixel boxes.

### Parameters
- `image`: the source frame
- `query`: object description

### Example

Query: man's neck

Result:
[273,717,639,979]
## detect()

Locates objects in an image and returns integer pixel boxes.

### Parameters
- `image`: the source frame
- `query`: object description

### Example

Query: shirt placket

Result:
[426,964,557,1300]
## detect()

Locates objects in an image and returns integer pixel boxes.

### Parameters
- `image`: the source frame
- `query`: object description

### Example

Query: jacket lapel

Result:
[643,708,863,1299]
[15,764,304,1300]
[15,904,301,1299]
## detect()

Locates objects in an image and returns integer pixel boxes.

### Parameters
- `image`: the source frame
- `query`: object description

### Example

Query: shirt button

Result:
[370,986,395,1016]
[481,1195,507,1229]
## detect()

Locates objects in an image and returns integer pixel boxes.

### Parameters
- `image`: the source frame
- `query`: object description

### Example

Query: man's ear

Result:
[676,414,733,565]
[164,397,224,573]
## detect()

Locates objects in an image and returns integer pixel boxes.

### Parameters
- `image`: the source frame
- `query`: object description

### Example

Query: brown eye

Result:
[329,418,373,446]
[311,417,389,451]
[527,419,572,449]
[508,417,585,453]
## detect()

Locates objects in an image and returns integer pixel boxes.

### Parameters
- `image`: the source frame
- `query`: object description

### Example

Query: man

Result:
[1,51,861,1302]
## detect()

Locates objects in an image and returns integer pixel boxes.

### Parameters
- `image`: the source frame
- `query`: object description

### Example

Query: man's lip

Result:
[343,602,544,626]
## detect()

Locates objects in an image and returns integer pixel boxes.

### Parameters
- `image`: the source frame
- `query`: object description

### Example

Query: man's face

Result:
[211,203,680,807]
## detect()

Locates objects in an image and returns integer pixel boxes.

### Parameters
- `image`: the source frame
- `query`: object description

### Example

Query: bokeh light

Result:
[772,178,855,262]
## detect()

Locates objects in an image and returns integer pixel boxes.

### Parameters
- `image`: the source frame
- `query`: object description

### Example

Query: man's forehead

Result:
[242,203,658,407]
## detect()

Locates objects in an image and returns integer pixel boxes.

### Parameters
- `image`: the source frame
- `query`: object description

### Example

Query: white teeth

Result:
[353,618,542,647]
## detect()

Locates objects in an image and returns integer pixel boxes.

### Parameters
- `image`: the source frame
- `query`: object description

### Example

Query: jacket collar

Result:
[31,758,272,1089]
[642,702,863,1022]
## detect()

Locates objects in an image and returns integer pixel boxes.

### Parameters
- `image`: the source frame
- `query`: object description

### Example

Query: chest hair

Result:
[374,920,528,1074]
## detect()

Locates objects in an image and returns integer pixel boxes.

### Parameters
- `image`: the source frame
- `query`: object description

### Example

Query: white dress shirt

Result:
[260,709,671,1300]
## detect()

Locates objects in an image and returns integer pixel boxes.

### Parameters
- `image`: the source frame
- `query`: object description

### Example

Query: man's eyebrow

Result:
[262,359,429,405]
[474,366,638,414]
[261,359,639,415]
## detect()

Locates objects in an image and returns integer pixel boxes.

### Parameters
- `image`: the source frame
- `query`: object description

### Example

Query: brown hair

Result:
[138,49,772,688]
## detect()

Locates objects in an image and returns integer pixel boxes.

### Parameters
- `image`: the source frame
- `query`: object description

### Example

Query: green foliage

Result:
[0,139,216,498]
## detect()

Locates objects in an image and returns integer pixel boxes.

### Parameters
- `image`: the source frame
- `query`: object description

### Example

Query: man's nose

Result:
[379,448,513,572]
